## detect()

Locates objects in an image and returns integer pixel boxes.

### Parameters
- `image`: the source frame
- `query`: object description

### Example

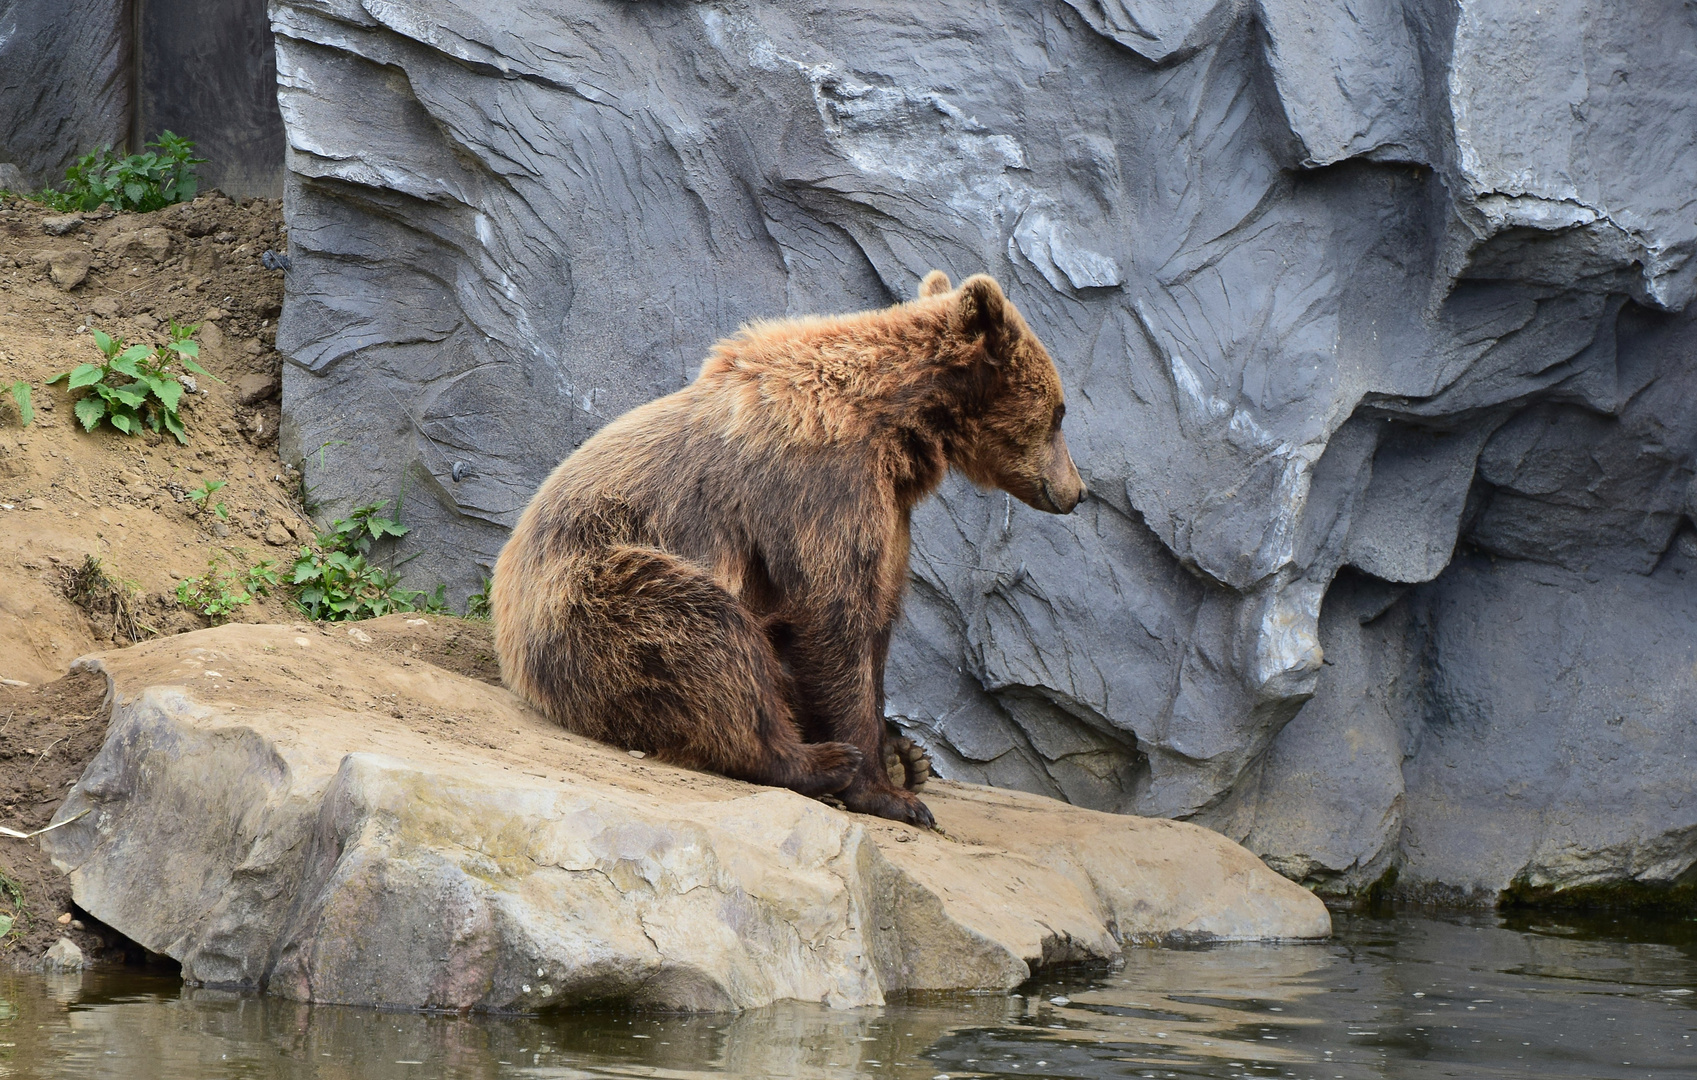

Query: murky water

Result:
[3,911,1694,1079]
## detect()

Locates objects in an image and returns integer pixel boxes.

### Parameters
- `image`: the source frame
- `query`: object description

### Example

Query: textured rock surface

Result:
[0,1,286,198]
[272,1,1697,902]
[0,1,130,188]
[42,623,1327,1011]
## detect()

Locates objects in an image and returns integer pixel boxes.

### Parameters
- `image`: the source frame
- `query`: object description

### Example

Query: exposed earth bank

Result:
[0,192,305,965]
[0,193,302,686]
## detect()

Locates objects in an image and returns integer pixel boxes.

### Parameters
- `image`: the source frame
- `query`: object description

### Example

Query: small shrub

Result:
[5,381,31,427]
[34,132,205,213]
[61,555,150,642]
[51,322,215,443]
[176,555,276,624]
[186,478,229,519]
[291,502,437,621]
[464,575,493,619]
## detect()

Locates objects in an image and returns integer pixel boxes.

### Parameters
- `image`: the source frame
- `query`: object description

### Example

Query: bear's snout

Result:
[1036,430,1087,514]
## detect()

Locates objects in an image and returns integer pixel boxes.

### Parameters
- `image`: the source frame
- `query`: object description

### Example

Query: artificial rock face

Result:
[274,0,1697,902]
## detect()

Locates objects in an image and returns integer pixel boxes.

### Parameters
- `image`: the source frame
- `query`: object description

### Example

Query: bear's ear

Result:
[957,274,1008,349]
[919,270,952,298]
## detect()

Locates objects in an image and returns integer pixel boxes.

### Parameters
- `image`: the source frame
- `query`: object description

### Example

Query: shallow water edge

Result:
[4,910,1694,1079]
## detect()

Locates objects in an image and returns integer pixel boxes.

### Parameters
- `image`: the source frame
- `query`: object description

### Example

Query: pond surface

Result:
[2,911,1694,1079]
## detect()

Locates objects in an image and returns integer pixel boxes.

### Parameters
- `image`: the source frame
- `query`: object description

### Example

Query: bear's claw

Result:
[841,782,935,829]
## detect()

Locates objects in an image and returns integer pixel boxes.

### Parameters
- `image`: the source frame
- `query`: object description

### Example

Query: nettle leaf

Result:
[152,378,183,411]
[8,381,32,426]
[74,396,106,431]
[167,339,200,358]
[109,355,141,379]
[123,181,146,205]
[118,344,151,365]
[110,384,149,409]
[163,409,187,445]
[65,364,104,390]
[177,355,219,380]
[91,329,115,354]
[108,410,135,434]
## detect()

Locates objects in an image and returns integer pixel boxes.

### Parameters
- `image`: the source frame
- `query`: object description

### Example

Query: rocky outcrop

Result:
[41,622,1327,1011]
[271,0,1697,902]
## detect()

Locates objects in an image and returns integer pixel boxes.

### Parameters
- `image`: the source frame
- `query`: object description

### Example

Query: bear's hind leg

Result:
[561,545,862,797]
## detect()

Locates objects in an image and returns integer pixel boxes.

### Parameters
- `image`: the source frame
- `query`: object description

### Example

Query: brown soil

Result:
[0,192,306,686]
[0,671,115,962]
[355,612,502,685]
[0,192,317,967]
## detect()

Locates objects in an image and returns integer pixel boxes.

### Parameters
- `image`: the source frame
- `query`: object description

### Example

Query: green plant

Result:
[34,132,205,213]
[465,575,492,619]
[175,554,264,623]
[246,559,279,599]
[51,322,215,443]
[5,381,31,427]
[290,501,437,621]
[186,478,229,519]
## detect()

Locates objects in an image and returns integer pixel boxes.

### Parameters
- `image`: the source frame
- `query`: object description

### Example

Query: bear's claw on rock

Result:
[839,783,935,829]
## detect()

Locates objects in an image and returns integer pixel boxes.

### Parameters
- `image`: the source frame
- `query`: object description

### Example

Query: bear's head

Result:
[922,271,1088,515]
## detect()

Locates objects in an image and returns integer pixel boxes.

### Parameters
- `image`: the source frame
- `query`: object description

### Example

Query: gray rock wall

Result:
[273,0,1697,902]
[0,0,285,198]
[0,0,131,188]
[136,0,287,199]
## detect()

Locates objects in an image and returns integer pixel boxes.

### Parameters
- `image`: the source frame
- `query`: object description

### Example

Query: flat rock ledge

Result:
[43,622,1328,1012]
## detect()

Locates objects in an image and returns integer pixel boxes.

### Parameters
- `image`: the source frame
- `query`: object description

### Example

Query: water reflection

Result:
[3,912,1694,1079]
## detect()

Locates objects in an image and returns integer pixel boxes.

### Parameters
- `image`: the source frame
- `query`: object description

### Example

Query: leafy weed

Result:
[51,321,216,443]
[4,381,31,427]
[175,554,277,624]
[291,502,440,621]
[186,478,229,520]
[464,575,492,620]
[32,132,205,214]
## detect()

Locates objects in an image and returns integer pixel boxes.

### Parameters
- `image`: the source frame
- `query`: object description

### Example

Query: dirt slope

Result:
[0,192,308,685]
[0,191,320,964]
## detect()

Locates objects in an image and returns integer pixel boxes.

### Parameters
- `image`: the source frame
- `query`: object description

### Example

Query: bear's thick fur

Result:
[491,272,1085,827]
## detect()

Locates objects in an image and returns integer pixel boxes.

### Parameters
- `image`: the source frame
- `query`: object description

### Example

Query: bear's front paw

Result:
[792,740,862,796]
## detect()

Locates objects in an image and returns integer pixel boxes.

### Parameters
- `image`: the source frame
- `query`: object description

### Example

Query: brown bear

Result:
[491,271,1085,827]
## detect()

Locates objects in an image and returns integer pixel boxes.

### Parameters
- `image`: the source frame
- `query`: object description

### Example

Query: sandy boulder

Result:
[43,621,1327,1011]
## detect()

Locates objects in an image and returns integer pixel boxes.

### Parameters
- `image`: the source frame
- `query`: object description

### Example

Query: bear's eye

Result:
[1052,403,1066,430]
